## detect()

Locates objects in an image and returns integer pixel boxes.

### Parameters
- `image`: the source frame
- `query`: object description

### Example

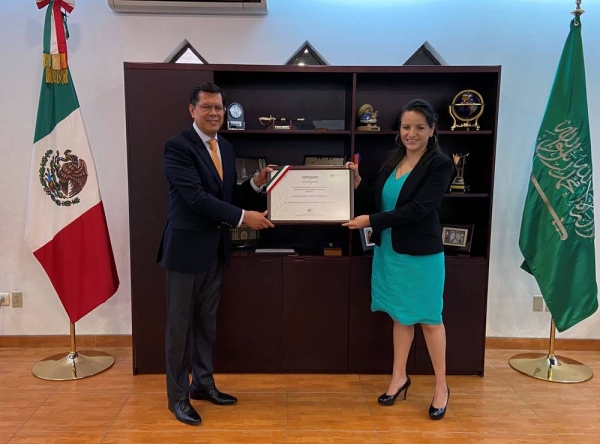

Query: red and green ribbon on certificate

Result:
[266,165,292,194]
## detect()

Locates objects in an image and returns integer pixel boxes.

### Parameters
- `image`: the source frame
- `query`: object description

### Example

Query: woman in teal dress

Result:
[344,99,453,420]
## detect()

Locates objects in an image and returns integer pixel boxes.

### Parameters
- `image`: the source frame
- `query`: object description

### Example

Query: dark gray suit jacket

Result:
[157,125,256,273]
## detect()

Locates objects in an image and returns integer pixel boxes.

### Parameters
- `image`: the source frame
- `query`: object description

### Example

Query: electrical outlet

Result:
[11,291,23,308]
[533,295,544,312]
[0,293,10,306]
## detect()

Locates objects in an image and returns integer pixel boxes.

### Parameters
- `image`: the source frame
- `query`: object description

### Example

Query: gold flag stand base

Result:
[509,319,593,383]
[509,352,593,383]
[31,323,114,381]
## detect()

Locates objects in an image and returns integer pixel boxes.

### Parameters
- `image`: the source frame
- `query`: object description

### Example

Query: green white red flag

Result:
[25,0,119,323]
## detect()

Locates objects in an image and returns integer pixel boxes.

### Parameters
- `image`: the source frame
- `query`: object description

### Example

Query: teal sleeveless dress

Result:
[371,171,445,325]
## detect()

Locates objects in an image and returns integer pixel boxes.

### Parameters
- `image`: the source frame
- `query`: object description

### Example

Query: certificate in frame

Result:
[267,166,354,224]
[303,155,345,166]
[235,157,267,185]
[360,226,375,251]
[441,224,473,253]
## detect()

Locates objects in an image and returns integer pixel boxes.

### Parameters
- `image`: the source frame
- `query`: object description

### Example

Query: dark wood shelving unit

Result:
[220,130,352,135]
[358,130,494,136]
[125,63,500,376]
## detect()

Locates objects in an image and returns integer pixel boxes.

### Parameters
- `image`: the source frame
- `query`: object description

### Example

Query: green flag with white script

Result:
[519,16,598,332]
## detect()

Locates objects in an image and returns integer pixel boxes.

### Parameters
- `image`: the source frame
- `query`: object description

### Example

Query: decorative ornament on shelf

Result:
[449,153,470,192]
[227,102,245,130]
[259,116,305,130]
[449,90,485,131]
[356,104,381,132]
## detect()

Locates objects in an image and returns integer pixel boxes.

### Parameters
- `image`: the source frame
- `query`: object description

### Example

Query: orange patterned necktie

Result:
[208,139,223,180]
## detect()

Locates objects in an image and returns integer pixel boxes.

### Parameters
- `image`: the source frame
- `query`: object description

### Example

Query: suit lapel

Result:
[187,126,224,193]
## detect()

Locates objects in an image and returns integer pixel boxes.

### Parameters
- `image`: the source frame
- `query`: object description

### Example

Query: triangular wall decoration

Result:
[165,39,209,64]
[285,41,329,66]
[404,41,447,66]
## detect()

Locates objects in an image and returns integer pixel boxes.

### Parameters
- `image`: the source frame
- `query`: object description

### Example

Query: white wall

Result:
[1,0,599,338]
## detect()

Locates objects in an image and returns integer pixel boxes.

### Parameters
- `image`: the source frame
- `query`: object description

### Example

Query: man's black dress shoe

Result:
[190,387,238,406]
[168,399,202,425]
[429,386,450,420]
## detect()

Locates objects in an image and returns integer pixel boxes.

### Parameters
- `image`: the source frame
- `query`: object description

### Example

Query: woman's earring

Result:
[395,134,402,147]
[427,135,438,149]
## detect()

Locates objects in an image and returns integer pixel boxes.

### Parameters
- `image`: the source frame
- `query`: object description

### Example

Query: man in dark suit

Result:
[157,83,274,426]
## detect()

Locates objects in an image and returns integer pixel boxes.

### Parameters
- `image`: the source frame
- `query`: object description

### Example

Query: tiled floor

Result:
[1,347,599,443]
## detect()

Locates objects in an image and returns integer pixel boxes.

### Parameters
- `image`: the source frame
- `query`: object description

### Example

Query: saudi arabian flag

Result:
[24,0,119,323]
[519,14,598,332]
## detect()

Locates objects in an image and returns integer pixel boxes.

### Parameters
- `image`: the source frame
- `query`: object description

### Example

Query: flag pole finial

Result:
[571,0,584,25]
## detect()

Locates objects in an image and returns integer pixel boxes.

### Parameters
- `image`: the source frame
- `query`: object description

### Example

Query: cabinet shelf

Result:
[438,130,493,135]
[354,131,397,135]
[355,130,493,135]
[220,130,351,136]
[444,193,490,198]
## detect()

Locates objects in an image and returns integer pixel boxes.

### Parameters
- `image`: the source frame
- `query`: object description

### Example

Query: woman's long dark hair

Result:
[381,99,441,175]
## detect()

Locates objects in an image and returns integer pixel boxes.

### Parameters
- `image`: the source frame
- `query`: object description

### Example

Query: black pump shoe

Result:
[429,386,450,420]
[378,376,411,406]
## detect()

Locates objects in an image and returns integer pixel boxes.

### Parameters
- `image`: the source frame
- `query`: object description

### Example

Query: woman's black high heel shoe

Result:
[378,376,411,406]
[428,386,450,420]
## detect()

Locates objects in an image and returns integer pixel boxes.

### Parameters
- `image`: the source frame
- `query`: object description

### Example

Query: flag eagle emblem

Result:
[39,148,88,206]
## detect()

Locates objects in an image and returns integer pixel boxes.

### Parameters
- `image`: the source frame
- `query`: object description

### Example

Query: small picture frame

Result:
[441,224,473,253]
[360,226,375,251]
[303,155,345,166]
[235,157,267,185]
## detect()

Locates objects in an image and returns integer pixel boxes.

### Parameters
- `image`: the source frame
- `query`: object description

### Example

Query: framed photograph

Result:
[303,155,345,166]
[441,224,473,253]
[360,226,375,251]
[235,157,267,185]
[267,166,353,224]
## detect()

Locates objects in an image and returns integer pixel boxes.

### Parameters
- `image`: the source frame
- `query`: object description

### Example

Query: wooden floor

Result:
[1,347,600,443]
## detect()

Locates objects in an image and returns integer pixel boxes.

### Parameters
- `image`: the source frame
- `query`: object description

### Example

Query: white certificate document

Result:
[267,167,353,224]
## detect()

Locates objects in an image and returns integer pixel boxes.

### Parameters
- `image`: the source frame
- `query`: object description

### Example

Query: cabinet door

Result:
[127,68,214,375]
[348,257,415,373]
[414,258,488,375]
[215,256,283,372]
[282,257,350,371]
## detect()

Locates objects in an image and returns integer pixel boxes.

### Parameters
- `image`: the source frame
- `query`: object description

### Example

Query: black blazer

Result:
[156,125,256,274]
[357,150,453,255]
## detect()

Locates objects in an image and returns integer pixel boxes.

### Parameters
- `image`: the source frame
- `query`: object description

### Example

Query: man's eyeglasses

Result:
[196,104,225,114]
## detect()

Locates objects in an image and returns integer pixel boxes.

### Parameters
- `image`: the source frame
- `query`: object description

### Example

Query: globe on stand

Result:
[449,90,485,131]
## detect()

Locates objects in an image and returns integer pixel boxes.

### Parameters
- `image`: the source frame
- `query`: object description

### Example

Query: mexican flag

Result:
[519,14,597,332]
[24,0,119,324]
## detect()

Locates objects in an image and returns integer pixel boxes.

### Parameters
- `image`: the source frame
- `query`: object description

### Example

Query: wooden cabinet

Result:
[215,256,283,372]
[125,63,499,375]
[415,258,489,376]
[282,257,349,372]
[348,256,399,374]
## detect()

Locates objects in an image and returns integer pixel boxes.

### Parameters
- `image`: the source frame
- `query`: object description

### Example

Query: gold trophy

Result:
[449,90,484,130]
[449,153,470,192]
[356,104,380,131]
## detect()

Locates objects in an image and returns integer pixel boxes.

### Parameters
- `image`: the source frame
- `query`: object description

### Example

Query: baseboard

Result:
[1,335,597,351]
[0,335,131,348]
[486,337,600,351]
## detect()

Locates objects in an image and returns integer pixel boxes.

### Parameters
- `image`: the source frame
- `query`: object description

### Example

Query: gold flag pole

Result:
[509,318,593,383]
[31,323,114,381]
